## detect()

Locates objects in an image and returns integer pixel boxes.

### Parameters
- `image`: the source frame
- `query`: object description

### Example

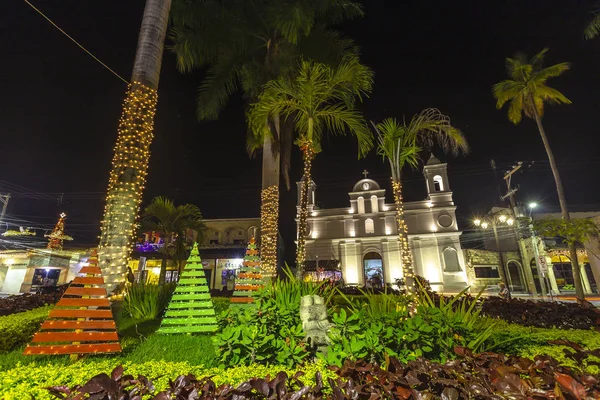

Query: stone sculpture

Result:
[299,294,332,356]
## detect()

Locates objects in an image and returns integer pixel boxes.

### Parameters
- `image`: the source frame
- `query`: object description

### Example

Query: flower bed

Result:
[0,284,66,316]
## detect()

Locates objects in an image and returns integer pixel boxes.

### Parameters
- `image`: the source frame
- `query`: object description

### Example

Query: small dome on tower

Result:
[426,153,441,166]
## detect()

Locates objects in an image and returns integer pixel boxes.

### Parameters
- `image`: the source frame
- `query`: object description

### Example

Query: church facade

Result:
[297,155,469,293]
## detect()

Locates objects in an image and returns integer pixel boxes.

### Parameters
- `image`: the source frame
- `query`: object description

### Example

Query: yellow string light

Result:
[260,185,279,277]
[296,144,315,271]
[392,179,416,296]
[97,81,158,292]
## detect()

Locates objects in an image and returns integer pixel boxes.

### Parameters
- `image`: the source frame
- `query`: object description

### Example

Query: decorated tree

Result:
[158,243,217,334]
[231,237,264,306]
[45,213,73,250]
[24,249,121,356]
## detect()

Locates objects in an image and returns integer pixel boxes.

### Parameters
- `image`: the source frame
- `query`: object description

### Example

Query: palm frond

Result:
[534,62,571,82]
[535,85,572,106]
[584,11,600,39]
[507,94,524,124]
[492,80,524,109]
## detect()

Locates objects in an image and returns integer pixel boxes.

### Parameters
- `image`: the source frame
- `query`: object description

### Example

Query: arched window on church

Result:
[433,175,444,192]
[443,247,461,272]
[357,197,365,214]
[365,218,375,234]
[370,195,378,213]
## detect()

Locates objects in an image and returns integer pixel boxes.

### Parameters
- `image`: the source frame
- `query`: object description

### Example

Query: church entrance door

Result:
[363,252,384,288]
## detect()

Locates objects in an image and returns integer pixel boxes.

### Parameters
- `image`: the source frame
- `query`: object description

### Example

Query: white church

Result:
[297,154,469,293]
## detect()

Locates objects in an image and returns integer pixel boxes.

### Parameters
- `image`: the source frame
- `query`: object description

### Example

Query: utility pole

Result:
[0,193,10,232]
[500,162,522,208]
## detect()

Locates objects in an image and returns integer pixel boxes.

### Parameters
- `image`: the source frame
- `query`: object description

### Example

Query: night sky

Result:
[1,0,600,256]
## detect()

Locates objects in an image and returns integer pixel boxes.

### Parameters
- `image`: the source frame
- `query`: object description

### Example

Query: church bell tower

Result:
[423,154,453,206]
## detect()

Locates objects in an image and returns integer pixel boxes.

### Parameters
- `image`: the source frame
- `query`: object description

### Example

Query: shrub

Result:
[212,297,230,314]
[214,267,334,368]
[0,284,66,316]
[0,306,51,353]
[122,283,175,324]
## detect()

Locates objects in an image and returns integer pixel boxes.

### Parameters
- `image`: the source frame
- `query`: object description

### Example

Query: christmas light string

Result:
[260,186,278,277]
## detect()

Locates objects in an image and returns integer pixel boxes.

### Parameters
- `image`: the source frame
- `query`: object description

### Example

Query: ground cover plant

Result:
[39,347,600,399]
[478,296,600,330]
[0,305,53,353]
[0,284,66,316]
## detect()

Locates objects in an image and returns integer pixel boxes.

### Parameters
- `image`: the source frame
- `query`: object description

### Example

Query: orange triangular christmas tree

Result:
[230,237,263,305]
[24,249,121,355]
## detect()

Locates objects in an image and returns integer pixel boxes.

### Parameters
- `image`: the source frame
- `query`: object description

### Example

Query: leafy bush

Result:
[0,305,51,353]
[478,296,599,329]
[214,267,334,368]
[0,360,333,399]
[123,283,175,324]
[323,288,495,367]
[0,285,66,316]
[212,297,230,314]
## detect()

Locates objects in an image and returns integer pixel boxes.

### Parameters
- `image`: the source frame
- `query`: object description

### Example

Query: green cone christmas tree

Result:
[231,237,263,305]
[158,243,217,334]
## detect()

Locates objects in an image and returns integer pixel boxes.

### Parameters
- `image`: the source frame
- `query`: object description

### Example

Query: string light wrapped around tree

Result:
[98,82,157,294]
[296,141,315,277]
[260,186,278,277]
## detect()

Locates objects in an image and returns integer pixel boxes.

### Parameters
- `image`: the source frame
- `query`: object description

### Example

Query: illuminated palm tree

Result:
[169,0,360,277]
[248,56,373,276]
[373,109,468,292]
[98,0,172,293]
[491,49,584,299]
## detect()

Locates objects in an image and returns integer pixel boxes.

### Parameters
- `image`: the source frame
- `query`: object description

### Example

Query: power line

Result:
[21,0,128,84]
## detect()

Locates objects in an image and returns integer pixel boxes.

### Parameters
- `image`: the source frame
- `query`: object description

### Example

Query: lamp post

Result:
[474,212,514,288]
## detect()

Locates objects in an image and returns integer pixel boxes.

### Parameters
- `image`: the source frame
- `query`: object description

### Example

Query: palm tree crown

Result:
[248,55,374,155]
[492,48,571,124]
[375,109,469,181]
[584,7,600,39]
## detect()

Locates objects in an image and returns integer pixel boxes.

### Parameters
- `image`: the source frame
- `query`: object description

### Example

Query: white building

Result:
[298,154,469,293]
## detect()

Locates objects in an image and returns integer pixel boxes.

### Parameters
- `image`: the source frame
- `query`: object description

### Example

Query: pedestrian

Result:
[498,282,511,300]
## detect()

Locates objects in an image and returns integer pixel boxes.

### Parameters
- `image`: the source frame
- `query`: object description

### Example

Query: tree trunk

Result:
[260,133,280,278]
[159,252,168,285]
[295,145,315,279]
[532,109,584,300]
[98,0,172,295]
[391,178,415,293]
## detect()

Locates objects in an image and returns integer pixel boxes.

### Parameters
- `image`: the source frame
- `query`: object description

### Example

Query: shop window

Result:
[165,270,179,283]
[474,265,500,278]
[31,268,60,286]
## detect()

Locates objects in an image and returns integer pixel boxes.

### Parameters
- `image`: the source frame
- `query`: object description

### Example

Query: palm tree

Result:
[169,0,361,277]
[98,0,172,293]
[248,56,374,276]
[142,197,205,284]
[491,49,584,299]
[373,109,468,293]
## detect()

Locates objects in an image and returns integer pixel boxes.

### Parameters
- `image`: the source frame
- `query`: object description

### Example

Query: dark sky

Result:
[1,0,600,254]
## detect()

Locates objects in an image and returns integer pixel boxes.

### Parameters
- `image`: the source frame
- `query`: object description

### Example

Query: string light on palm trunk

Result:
[392,180,416,295]
[296,143,315,272]
[260,185,279,277]
[98,82,158,294]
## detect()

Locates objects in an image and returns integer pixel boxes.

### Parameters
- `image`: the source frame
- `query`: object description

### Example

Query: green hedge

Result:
[0,306,51,353]
[0,360,333,400]
[212,297,230,314]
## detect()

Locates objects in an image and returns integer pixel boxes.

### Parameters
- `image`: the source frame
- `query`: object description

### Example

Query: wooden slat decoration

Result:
[72,277,104,285]
[56,298,110,307]
[78,266,102,274]
[64,287,107,297]
[24,343,122,355]
[41,320,116,330]
[234,285,261,291]
[24,248,121,356]
[32,331,119,343]
[231,297,255,303]
[49,309,113,319]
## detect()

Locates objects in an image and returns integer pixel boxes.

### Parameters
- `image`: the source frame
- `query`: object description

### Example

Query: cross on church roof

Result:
[362,169,369,179]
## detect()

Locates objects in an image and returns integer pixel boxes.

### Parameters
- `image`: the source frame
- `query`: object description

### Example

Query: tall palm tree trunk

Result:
[532,108,583,300]
[260,134,280,279]
[296,144,315,278]
[391,178,415,293]
[98,0,172,295]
